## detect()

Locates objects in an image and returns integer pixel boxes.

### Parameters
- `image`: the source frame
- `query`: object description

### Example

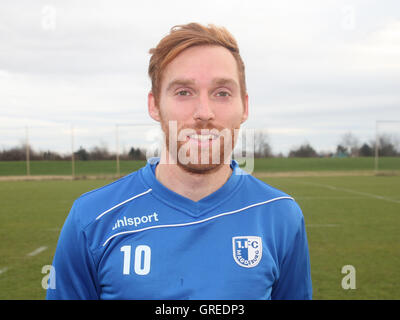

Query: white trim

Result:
[95,188,152,220]
[102,196,294,247]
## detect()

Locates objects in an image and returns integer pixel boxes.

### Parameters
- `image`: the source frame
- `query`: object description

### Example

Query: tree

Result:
[359,143,373,157]
[338,132,360,157]
[128,147,146,160]
[289,143,318,157]
[253,130,272,158]
[336,145,348,158]
[0,145,26,161]
[371,134,400,156]
[74,146,89,161]
[90,145,111,160]
[41,150,62,160]
[0,143,38,161]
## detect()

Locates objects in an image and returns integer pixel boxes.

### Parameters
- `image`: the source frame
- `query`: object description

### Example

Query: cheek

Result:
[215,107,244,128]
[160,99,193,121]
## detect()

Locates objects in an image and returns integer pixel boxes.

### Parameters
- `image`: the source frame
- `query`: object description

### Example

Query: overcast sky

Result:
[1,0,400,156]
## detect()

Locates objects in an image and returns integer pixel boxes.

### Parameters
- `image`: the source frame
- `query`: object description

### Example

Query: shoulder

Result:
[238,170,304,223]
[239,169,291,200]
[71,169,150,229]
[231,161,290,199]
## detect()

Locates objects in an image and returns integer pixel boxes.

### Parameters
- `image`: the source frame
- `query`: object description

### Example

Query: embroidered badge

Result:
[232,236,262,268]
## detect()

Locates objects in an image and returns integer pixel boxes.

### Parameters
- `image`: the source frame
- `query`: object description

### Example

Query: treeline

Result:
[73,146,147,161]
[0,132,398,161]
[256,131,399,158]
[0,145,147,161]
[288,133,399,158]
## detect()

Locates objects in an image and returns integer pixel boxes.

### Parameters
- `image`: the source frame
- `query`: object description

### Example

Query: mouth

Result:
[186,133,220,147]
[188,133,219,141]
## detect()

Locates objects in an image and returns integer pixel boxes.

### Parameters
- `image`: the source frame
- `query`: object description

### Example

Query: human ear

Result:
[241,94,249,123]
[148,91,161,122]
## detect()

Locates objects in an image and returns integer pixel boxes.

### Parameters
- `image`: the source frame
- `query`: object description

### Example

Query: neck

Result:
[155,153,232,202]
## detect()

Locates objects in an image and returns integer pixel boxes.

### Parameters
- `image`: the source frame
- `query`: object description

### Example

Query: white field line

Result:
[27,246,48,257]
[299,181,400,204]
[1,246,48,277]
[0,267,8,275]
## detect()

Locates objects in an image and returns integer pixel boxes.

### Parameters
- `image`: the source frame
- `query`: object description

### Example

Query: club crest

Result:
[232,236,262,268]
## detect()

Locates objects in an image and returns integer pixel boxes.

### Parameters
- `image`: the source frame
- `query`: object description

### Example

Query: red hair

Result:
[148,22,247,106]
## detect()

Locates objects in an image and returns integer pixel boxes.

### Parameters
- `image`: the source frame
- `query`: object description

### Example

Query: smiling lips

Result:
[186,133,220,147]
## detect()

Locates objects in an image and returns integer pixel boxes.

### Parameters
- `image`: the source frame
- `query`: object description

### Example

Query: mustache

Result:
[178,124,225,132]
[162,121,238,141]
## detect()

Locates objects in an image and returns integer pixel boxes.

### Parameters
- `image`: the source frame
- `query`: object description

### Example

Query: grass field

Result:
[0,157,399,176]
[0,158,399,299]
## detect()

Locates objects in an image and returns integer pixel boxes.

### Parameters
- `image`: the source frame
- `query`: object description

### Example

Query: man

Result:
[47,23,312,300]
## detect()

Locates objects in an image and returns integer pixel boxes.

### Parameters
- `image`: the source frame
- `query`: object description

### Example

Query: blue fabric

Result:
[47,158,312,300]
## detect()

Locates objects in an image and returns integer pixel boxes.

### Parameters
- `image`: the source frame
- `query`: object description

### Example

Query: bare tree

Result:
[371,134,400,156]
[339,132,360,157]
[253,130,272,158]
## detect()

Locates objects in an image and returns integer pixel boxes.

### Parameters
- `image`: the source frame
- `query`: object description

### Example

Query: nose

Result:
[193,93,215,122]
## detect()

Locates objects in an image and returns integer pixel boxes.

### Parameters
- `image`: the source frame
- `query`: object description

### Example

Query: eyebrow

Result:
[166,79,196,92]
[166,77,239,92]
[212,78,239,89]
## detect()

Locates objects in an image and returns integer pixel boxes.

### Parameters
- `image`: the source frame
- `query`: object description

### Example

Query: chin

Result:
[177,161,223,175]
[177,150,233,174]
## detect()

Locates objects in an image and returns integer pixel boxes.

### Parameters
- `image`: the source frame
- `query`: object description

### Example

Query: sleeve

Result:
[271,212,312,300]
[46,200,100,300]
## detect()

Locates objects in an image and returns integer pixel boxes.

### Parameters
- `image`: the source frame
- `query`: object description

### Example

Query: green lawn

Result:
[0,157,399,176]
[0,174,399,299]
[0,160,147,176]
[264,175,400,299]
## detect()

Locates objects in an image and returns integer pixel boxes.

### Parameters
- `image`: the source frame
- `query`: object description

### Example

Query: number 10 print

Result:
[120,245,151,275]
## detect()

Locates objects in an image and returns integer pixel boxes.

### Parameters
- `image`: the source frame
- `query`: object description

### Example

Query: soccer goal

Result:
[374,120,400,174]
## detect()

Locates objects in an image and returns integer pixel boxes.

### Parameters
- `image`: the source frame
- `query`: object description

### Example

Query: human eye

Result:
[215,90,231,97]
[176,89,191,96]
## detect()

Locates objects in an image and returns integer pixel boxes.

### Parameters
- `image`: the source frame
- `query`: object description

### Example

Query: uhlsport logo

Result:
[232,236,262,268]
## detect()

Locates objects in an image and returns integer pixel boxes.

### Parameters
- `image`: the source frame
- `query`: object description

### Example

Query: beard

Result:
[160,119,239,174]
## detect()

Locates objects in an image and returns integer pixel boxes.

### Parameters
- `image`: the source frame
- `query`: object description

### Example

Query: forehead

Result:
[161,45,239,89]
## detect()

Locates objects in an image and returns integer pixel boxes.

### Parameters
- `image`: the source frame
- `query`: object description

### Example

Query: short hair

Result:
[148,22,247,106]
